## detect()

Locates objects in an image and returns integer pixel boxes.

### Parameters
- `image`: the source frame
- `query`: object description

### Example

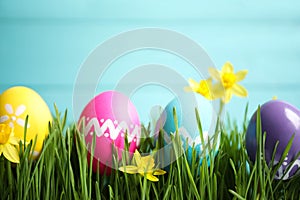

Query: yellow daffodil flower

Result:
[184,78,222,100]
[208,61,248,103]
[119,150,166,182]
[0,124,20,163]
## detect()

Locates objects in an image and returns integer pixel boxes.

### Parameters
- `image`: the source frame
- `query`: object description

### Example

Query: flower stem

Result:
[217,100,225,131]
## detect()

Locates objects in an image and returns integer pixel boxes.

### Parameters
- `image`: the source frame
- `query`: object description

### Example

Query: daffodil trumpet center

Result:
[222,72,236,89]
[198,80,210,96]
[0,124,11,144]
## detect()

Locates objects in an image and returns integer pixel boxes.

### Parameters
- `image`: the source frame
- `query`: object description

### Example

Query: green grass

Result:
[1,104,300,200]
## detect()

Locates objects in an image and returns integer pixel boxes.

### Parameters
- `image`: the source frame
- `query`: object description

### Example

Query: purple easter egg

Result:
[246,100,300,180]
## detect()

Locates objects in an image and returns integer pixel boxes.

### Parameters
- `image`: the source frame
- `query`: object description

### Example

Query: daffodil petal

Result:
[138,172,145,177]
[141,155,155,170]
[3,144,20,163]
[224,90,233,103]
[184,86,193,92]
[142,155,153,162]
[235,70,248,82]
[138,168,154,175]
[153,169,166,176]
[232,84,248,97]
[134,150,142,166]
[9,137,20,146]
[188,78,200,92]
[206,77,213,83]
[208,67,221,81]
[222,62,234,73]
[145,173,159,182]
[119,165,138,174]
[211,82,225,99]
[204,78,214,88]
[203,94,213,100]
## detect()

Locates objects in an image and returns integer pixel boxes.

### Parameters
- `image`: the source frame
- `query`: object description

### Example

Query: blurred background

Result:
[1,0,300,126]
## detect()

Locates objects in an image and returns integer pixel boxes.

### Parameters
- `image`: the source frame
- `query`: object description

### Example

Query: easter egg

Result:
[246,100,300,180]
[78,91,141,174]
[159,98,218,168]
[0,86,52,157]
[163,98,182,135]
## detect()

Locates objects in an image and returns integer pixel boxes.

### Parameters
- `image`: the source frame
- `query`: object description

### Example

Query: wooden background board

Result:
[1,1,300,125]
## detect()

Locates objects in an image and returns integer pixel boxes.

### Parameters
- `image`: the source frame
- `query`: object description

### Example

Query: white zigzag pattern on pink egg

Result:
[82,117,140,145]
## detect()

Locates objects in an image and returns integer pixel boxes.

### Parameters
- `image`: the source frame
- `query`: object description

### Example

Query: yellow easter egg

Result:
[0,86,52,157]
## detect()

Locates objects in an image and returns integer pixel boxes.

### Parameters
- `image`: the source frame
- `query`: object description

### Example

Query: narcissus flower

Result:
[184,78,222,100]
[208,62,248,103]
[119,150,166,182]
[0,124,20,163]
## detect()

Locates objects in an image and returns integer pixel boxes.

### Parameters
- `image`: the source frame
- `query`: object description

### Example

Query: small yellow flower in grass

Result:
[119,150,166,182]
[184,78,221,100]
[208,61,248,103]
[0,124,20,163]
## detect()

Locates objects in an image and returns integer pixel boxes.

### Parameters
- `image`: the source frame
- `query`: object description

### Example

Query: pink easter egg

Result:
[78,91,141,174]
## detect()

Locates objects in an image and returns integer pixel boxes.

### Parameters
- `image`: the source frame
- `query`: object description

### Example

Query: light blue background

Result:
[1,1,300,126]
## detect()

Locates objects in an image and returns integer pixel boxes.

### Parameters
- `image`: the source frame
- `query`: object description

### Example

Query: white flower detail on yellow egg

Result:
[0,104,30,128]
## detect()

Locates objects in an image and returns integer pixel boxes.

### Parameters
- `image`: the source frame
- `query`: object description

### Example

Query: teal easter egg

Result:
[163,98,182,134]
[159,98,219,169]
